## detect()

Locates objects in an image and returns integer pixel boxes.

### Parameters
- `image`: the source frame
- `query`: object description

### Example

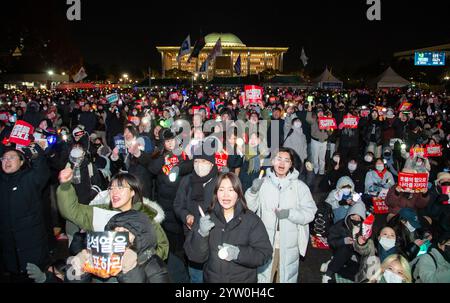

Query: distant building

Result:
[156,33,288,78]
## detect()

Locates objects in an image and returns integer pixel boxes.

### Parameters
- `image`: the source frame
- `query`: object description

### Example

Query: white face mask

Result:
[376,165,385,172]
[379,237,396,251]
[348,163,357,172]
[294,122,302,129]
[342,188,351,195]
[383,270,404,283]
[404,221,416,233]
[364,155,373,162]
[194,162,212,177]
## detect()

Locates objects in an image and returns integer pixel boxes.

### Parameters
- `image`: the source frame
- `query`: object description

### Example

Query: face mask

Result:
[342,188,351,195]
[376,165,385,172]
[364,155,373,162]
[69,148,84,167]
[384,152,391,158]
[294,122,302,128]
[379,237,396,251]
[404,221,416,233]
[383,270,404,283]
[348,163,357,172]
[351,219,361,227]
[194,162,212,177]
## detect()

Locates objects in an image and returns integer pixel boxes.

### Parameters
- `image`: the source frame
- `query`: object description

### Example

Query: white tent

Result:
[314,68,343,89]
[373,67,410,89]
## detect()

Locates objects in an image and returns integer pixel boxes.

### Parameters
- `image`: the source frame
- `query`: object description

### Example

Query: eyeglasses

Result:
[1,156,19,162]
[274,156,292,164]
[108,186,131,191]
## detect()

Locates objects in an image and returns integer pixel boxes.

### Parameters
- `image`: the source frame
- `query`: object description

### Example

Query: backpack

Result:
[411,251,437,283]
[310,202,334,238]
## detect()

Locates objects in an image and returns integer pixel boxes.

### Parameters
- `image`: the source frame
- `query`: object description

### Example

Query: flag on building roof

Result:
[207,38,222,61]
[177,35,191,62]
[187,36,206,63]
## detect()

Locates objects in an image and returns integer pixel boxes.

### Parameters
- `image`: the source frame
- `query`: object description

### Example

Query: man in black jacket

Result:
[0,144,50,282]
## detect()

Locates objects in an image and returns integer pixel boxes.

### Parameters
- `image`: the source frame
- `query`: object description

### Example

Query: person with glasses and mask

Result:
[56,169,169,263]
[245,147,317,283]
[0,144,50,282]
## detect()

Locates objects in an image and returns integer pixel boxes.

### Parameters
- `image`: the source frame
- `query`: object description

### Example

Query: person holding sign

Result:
[56,170,169,265]
[0,144,50,282]
[364,158,395,199]
[306,105,330,175]
[184,172,272,283]
[385,169,430,216]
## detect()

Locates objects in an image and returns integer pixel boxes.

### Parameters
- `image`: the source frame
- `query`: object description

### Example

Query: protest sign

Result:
[114,135,127,155]
[0,112,11,122]
[398,172,429,193]
[426,145,442,157]
[106,93,119,104]
[9,120,34,146]
[372,197,389,214]
[244,85,263,104]
[342,115,359,128]
[318,117,337,130]
[83,231,129,278]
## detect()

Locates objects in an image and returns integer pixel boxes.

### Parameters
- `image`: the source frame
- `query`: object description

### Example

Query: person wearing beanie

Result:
[174,140,220,282]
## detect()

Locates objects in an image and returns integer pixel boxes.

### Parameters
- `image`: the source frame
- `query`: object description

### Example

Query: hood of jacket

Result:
[336,176,355,191]
[104,210,156,255]
[266,167,300,191]
[90,190,165,224]
[344,202,366,229]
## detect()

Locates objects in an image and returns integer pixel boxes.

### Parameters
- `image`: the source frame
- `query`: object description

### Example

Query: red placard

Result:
[318,117,337,130]
[426,145,442,157]
[192,105,211,119]
[409,147,427,159]
[372,197,389,214]
[9,120,34,146]
[441,186,450,195]
[398,102,412,112]
[215,151,229,172]
[360,109,370,118]
[0,112,11,122]
[342,115,359,129]
[244,85,263,104]
[398,172,429,193]
[310,235,330,250]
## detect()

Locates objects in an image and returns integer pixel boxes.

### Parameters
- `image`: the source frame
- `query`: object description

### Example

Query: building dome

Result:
[205,33,246,47]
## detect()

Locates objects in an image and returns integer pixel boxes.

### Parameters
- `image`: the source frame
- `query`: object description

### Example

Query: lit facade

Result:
[156,33,288,78]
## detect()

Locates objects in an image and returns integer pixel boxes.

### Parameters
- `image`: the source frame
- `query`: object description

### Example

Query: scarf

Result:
[375,168,387,180]
[191,166,218,204]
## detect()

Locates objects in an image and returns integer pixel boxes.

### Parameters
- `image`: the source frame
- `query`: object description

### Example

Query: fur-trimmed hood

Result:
[90,190,165,224]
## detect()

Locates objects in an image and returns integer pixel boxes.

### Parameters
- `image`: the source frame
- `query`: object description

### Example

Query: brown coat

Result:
[385,187,430,214]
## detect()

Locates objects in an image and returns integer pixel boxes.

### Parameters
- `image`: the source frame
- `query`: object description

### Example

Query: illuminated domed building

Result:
[156,33,288,78]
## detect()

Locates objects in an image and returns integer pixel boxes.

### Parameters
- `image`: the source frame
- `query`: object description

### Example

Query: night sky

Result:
[2,0,449,76]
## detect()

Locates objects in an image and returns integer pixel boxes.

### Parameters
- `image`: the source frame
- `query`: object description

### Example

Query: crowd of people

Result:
[0,85,449,283]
